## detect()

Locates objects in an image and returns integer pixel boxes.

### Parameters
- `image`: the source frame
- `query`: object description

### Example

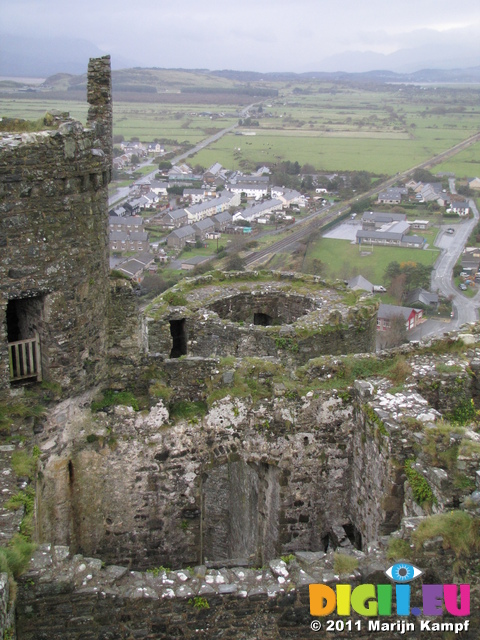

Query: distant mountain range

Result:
[0,33,479,83]
[317,41,480,75]
[209,66,480,84]
[0,35,137,77]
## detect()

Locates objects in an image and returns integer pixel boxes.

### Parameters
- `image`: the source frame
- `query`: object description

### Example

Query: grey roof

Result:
[406,288,439,306]
[128,196,149,208]
[230,181,268,191]
[117,259,146,276]
[361,211,407,224]
[111,206,127,216]
[272,187,302,200]
[242,199,283,219]
[213,211,232,224]
[378,188,407,198]
[131,252,155,266]
[169,225,196,239]
[129,232,149,242]
[347,275,373,292]
[186,192,236,215]
[206,162,222,175]
[357,230,424,244]
[378,304,420,320]
[165,209,188,220]
[193,218,215,231]
[110,231,128,241]
[109,216,143,227]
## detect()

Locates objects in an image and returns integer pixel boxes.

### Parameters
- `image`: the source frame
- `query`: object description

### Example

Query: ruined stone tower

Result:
[0,56,112,394]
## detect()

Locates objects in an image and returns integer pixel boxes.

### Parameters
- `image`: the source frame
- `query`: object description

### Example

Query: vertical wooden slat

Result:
[8,344,15,379]
[35,333,42,382]
[27,341,34,376]
[15,344,21,378]
[21,342,28,378]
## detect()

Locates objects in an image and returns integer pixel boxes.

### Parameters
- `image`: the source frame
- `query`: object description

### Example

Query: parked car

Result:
[446,228,455,234]
[459,283,468,290]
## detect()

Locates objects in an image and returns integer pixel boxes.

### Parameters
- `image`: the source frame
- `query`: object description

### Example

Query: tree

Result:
[312,258,326,276]
[113,134,124,144]
[385,261,401,282]
[457,185,473,197]
[379,314,408,349]
[384,261,432,293]
[413,168,436,183]
[350,171,371,192]
[130,154,140,166]
[167,185,184,196]
[387,274,407,304]
[350,197,373,214]
[225,254,245,271]
[301,175,314,190]
[158,160,172,171]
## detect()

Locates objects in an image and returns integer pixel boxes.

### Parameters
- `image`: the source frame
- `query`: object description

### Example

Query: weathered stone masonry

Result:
[0,56,112,394]
[2,55,480,639]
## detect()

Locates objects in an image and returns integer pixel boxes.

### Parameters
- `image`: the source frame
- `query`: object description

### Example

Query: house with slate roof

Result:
[192,218,215,240]
[157,209,189,229]
[166,225,196,249]
[377,188,407,204]
[347,275,374,293]
[377,304,423,332]
[406,288,439,310]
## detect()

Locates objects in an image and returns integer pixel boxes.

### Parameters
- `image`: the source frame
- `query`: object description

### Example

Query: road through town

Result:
[108,103,256,207]
[431,199,480,328]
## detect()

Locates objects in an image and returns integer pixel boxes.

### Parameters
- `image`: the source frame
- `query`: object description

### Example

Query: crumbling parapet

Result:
[87,55,113,166]
[0,57,112,395]
[143,271,378,364]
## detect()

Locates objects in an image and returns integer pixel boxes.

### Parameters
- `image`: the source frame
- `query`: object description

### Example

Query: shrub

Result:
[387,538,413,561]
[333,553,358,575]
[0,535,36,578]
[189,596,210,610]
[169,401,207,421]
[413,511,480,557]
[91,390,140,412]
[404,460,436,507]
[11,450,37,479]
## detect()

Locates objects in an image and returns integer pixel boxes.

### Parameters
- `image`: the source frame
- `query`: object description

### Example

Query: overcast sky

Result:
[3,0,480,72]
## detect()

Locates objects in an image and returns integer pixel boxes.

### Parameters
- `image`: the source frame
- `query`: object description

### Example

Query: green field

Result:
[300,238,440,284]
[2,78,480,176]
[433,141,480,178]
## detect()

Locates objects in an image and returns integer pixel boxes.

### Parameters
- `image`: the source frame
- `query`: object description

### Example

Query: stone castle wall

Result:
[144,273,378,365]
[0,56,112,395]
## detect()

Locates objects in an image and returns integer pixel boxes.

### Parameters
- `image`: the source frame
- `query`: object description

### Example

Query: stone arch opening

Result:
[169,319,187,358]
[254,312,272,326]
[201,460,279,566]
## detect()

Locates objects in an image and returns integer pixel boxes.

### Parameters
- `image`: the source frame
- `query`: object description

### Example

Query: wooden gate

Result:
[8,333,42,382]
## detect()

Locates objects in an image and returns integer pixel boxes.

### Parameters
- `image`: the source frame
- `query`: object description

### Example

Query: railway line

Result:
[244,130,480,267]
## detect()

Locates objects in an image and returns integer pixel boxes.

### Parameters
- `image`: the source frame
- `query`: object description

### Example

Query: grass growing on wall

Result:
[413,511,480,558]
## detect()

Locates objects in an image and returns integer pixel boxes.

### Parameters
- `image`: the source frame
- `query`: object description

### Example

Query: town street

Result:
[108,103,256,207]
[409,199,480,341]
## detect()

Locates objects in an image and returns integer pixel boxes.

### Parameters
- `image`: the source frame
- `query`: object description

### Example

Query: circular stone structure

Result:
[144,271,378,363]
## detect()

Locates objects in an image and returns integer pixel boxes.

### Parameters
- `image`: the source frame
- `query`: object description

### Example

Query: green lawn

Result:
[301,238,440,285]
